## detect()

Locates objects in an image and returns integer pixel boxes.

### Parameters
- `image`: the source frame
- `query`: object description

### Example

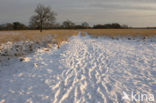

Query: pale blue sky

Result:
[0,0,156,27]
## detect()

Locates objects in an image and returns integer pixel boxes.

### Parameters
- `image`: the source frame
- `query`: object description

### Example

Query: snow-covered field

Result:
[0,33,156,103]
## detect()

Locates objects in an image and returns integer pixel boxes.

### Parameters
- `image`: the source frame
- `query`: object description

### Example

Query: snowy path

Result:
[0,33,156,103]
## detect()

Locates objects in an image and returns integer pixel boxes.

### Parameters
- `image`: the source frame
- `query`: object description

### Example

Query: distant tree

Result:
[93,23,124,29]
[6,23,14,30]
[0,25,2,30]
[62,20,75,29]
[111,23,121,29]
[52,23,61,29]
[122,24,129,29]
[74,25,83,29]
[0,23,13,30]
[81,22,89,29]
[93,24,105,29]
[29,4,56,32]
[13,22,27,30]
[13,22,20,30]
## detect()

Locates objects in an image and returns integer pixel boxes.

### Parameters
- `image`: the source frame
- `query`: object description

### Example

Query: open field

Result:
[1,29,156,44]
[84,29,156,37]
[0,29,156,57]
[0,30,78,57]
[0,33,155,103]
[0,30,78,44]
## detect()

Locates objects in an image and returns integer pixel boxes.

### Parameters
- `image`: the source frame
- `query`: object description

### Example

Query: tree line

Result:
[0,4,129,31]
[0,20,92,30]
[0,21,128,30]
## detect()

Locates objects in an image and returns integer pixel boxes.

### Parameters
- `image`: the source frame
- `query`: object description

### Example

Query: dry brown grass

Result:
[0,30,78,45]
[83,29,156,37]
[1,29,155,44]
[81,32,86,37]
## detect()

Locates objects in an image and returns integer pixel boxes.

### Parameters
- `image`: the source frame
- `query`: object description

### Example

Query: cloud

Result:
[0,0,156,27]
[89,2,156,11]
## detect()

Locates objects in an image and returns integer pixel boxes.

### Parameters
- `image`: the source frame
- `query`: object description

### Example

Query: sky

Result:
[0,0,156,27]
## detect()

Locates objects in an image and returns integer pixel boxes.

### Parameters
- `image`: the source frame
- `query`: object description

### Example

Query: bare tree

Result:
[62,20,75,29]
[30,4,56,32]
[82,22,89,29]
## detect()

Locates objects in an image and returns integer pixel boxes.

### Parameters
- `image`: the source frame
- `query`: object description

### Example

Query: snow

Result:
[0,34,53,57]
[0,33,156,103]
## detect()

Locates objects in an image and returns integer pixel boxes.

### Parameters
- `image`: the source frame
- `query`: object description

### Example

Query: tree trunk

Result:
[40,21,43,32]
[40,28,42,32]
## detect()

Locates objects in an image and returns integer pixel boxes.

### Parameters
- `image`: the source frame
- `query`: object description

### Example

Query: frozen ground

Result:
[0,33,156,103]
